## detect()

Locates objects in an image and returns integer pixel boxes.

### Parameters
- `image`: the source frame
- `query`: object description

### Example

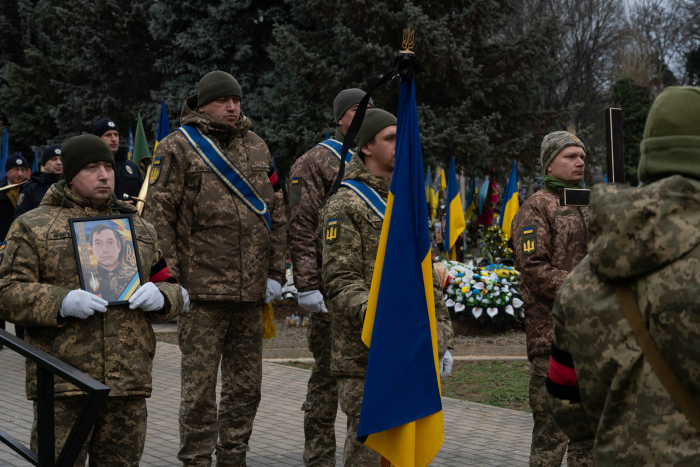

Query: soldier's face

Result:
[7,167,27,185]
[92,229,121,270]
[69,161,115,208]
[100,130,120,155]
[338,103,373,134]
[199,96,241,125]
[362,125,397,173]
[548,146,585,184]
[44,156,63,176]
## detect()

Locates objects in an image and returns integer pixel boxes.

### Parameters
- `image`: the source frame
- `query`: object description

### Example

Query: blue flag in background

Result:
[32,151,39,173]
[358,74,444,467]
[499,160,520,240]
[0,129,8,179]
[155,101,170,151]
[478,176,490,215]
[444,157,465,260]
[127,126,134,162]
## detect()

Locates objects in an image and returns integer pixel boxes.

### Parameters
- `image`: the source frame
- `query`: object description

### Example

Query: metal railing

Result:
[0,328,110,466]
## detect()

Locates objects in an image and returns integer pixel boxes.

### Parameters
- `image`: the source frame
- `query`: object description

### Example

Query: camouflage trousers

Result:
[529,355,593,467]
[178,301,263,467]
[30,396,147,466]
[337,377,381,467]
[302,310,338,467]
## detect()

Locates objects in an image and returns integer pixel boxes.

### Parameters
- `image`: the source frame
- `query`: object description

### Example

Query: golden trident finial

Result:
[401,28,415,54]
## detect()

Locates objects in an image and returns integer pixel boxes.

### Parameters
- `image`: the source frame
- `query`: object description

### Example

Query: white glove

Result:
[59,289,108,319]
[181,286,190,314]
[264,278,282,304]
[297,290,328,313]
[128,282,165,312]
[439,349,453,378]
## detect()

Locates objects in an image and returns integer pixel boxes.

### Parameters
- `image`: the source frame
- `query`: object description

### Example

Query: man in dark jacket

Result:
[14,145,63,218]
[92,118,141,201]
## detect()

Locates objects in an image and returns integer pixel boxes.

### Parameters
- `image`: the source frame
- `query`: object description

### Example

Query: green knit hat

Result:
[62,135,115,182]
[197,71,242,107]
[638,86,700,184]
[356,109,397,155]
[540,131,586,176]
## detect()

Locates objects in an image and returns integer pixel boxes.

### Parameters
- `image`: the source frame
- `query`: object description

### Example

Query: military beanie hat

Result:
[61,135,115,182]
[91,118,119,137]
[197,71,242,108]
[5,153,28,172]
[355,109,397,154]
[42,145,62,165]
[540,131,586,176]
[333,88,374,124]
[638,86,700,184]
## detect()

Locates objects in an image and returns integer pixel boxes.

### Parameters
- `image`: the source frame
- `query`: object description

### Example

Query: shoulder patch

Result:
[149,157,162,185]
[521,224,537,256]
[0,241,6,266]
[325,218,339,244]
[290,177,303,207]
[17,193,24,206]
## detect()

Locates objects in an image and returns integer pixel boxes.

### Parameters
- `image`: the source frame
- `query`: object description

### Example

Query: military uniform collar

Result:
[334,128,346,142]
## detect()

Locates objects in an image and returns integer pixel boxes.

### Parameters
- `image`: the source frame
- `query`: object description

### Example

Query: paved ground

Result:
[0,323,535,466]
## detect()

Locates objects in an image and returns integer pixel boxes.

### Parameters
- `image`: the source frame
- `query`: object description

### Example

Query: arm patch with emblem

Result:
[325,218,339,244]
[290,177,303,207]
[521,224,537,256]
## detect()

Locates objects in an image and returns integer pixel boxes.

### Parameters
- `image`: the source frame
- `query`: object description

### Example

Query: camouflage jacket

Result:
[0,181,182,400]
[546,175,700,465]
[289,129,348,294]
[511,185,588,360]
[89,263,137,303]
[319,156,454,376]
[144,95,286,301]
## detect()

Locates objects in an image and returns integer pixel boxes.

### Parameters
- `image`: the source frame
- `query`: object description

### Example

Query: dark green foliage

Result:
[611,78,652,186]
[687,47,700,86]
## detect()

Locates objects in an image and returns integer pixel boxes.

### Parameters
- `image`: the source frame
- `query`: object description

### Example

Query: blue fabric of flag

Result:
[0,129,8,179]
[357,75,443,462]
[32,151,39,173]
[443,157,465,254]
[499,160,520,239]
[156,101,170,146]
[478,176,490,215]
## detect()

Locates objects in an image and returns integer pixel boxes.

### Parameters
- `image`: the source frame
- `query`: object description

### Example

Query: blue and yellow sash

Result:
[340,180,386,219]
[177,125,272,235]
[318,139,355,162]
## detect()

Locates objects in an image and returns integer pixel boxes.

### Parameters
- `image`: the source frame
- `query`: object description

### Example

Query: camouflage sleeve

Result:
[544,296,595,442]
[0,220,69,327]
[268,182,287,286]
[433,269,454,357]
[144,225,183,324]
[513,202,568,300]
[321,202,369,323]
[289,150,327,292]
[144,139,185,281]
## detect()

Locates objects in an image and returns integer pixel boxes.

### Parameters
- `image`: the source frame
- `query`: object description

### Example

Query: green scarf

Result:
[544,175,583,190]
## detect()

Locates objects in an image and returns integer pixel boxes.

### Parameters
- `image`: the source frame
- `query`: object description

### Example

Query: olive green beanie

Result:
[62,135,115,182]
[638,86,700,184]
[356,109,397,155]
[197,71,242,108]
[540,131,586,176]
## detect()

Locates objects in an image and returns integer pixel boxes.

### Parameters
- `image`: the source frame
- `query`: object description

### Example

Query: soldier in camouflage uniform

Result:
[289,88,373,467]
[0,135,183,465]
[145,71,286,467]
[546,86,700,465]
[318,109,454,466]
[511,131,593,466]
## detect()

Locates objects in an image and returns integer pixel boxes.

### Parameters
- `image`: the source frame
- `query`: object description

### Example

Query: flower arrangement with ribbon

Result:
[439,260,524,324]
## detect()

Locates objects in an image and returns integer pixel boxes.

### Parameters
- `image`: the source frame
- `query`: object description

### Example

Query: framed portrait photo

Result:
[68,214,144,306]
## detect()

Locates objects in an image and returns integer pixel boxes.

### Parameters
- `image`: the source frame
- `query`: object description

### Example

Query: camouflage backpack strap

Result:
[177,125,271,236]
[616,285,700,431]
[317,138,355,162]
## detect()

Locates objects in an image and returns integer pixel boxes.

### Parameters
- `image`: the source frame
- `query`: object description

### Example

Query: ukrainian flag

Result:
[155,100,170,152]
[425,166,432,201]
[0,129,8,179]
[464,172,477,221]
[499,160,520,240]
[127,126,134,162]
[32,151,39,174]
[358,73,444,467]
[443,157,466,260]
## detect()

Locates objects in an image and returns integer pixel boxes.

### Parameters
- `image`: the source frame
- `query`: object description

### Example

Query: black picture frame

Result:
[68,214,144,306]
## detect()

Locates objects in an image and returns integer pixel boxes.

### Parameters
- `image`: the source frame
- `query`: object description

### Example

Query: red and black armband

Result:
[268,167,281,192]
[149,257,177,284]
[545,343,581,403]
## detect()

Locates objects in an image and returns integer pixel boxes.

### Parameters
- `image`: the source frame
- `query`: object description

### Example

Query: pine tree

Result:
[611,77,652,186]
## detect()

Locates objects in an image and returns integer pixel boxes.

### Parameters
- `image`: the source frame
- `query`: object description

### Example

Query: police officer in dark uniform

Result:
[14,145,63,219]
[92,118,141,201]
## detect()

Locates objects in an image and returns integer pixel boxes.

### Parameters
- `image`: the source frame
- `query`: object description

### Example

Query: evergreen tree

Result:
[253,0,567,180]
